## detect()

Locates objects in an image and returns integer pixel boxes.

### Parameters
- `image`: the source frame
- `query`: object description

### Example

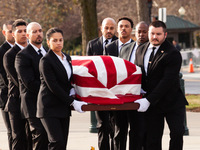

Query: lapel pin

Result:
[161,50,164,53]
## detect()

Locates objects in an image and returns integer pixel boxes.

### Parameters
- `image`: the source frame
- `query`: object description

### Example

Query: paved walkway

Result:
[0,111,200,150]
[0,66,199,150]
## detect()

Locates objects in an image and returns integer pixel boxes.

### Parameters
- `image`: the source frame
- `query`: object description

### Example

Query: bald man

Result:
[15,22,48,150]
[87,17,118,55]
[86,17,118,150]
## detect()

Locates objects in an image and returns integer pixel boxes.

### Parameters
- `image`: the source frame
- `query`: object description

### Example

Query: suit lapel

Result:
[115,40,119,56]
[49,50,69,80]
[142,42,150,74]
[4,42,11,50]
[148,42,166,75]
[128,42,136,61]
[13,44,21,54]
[97,36,104,53]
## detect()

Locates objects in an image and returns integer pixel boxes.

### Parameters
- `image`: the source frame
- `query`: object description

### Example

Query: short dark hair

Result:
[5,20,14,26]
[46,27,63,41]
[3,20,14,30]
[12,19,27,31]
[117,17,134,28]
[149,20,167,32]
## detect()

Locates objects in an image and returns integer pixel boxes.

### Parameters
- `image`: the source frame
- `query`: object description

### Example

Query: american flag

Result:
[71,56,142,105]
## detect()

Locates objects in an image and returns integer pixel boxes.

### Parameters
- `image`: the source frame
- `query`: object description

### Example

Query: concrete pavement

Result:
[181,66,200,94]
[0,66,199,150]
[0,111,200,150]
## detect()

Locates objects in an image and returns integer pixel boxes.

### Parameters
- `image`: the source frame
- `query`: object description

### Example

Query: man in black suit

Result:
[87,17,118,55]
[15,22,48,150]
[134,20,188,150]
[105,17,134,57]
[3,19,31,150]
[0,20,15,150]
[87,17,117,150]
[119,21,149,150]
[105,17,134,150]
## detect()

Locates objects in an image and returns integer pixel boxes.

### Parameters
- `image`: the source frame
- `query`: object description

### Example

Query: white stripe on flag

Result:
[112,57,127,84]
[110,84,141,95]
[73,85,118,99]
[73,66,93,77]
[132,66,142,75]
[94,57,107,87]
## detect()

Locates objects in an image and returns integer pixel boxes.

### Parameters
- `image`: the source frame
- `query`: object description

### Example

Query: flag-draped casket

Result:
[71,56,142,105]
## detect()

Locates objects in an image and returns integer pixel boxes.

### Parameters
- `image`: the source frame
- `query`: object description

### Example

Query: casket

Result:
[71,55,142,110]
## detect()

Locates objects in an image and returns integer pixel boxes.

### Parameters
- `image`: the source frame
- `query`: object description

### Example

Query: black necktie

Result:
[105,39,109,45]
[38,49,43,58]
[148,47,156,72]
[103,39,109,55]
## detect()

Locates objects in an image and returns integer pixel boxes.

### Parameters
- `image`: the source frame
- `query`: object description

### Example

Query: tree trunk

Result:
[78,0,98,56]
[136,0,150,23]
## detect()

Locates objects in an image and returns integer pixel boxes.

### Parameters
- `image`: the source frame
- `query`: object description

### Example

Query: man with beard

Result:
[86,17,118,150]
[15,22,48,150]
[87,17,118,55]
[0,20,15,150]
[105,17,134,150]
[134,20,188,150]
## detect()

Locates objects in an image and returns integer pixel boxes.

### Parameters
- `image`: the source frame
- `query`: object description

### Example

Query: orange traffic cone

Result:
[189,58,194,73]
[91,146,95,150]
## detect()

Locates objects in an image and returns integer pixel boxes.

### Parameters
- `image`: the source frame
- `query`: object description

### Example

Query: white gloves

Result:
[72,100,87,113]
[134,98,150,112]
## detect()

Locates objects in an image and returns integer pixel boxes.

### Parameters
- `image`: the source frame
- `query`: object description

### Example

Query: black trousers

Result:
[41,117,70,150]
[1,109,12,150]
[9,111,31,150]
[27,118,48,150]
[145,106,186,150]
[95,111,114,150]
[113,110,146,150]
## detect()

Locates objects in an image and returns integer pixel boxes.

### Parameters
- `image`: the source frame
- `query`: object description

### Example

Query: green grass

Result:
[185,94,200,111]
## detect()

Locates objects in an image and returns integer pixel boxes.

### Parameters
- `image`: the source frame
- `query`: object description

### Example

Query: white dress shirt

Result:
[7,41,14,48]
[118,39,132,54]
[54,52,72,80]
[15,42,25,50]
[144,44,160,74]
[30,43,46,56]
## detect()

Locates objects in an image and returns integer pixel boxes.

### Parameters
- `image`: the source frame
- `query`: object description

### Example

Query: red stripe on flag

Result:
[123,59,137,77]
[73,74,105,88]
[118,74,142,85]
[101,56,117,89]
[72,59,98,79]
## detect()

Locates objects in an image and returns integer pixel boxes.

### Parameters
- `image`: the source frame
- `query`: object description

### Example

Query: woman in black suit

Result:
[37,27,87,150]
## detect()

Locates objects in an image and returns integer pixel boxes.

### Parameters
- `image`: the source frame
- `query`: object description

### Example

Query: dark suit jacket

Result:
[135,40,188,112]
[3,44,21,112]
[86,36,118,56]
[0,42,11,109]
[37,50,74,118]
[15,44,47,118]
[119,42,136,61]
[105,39,134,57]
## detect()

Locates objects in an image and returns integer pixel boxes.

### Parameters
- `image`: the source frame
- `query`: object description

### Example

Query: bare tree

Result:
[136,0,150,23]
[78,0,98,56]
